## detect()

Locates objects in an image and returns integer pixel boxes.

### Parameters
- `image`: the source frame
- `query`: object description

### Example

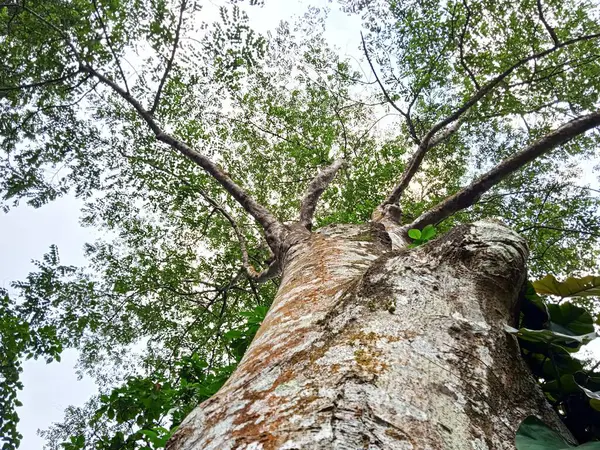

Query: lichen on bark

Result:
[167,220,572,450]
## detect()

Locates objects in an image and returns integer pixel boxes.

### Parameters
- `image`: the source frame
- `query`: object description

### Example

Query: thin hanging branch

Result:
[91,0,130,93]
[406,110,600,230]
[380,30,600,209]
[299,158,345,230]
[131,155,280,282]
[361,33,421,145]
[149,0,187,115]
[195,188,280,283]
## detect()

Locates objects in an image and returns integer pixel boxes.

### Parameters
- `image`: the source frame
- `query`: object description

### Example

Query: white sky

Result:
[0,2,362,449]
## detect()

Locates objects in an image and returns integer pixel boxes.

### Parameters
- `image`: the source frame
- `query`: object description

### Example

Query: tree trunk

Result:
[167,220,571,449]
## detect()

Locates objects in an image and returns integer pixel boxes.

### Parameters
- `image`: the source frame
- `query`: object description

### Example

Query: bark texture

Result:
[167,220,570,450]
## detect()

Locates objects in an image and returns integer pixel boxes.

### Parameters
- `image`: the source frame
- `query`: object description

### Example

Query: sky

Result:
[0,1,362,448]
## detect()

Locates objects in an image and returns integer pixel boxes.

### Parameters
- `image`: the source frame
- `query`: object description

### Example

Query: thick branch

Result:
[150,0,186,115]
[407,111,600,230]
[382,31,600,207]
[80,64,285,249]
[299,158,345,230]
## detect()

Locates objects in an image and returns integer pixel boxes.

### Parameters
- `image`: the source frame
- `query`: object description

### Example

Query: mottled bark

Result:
[167,220,570,450]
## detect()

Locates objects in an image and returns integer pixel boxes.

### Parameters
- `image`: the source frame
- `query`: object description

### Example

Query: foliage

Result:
[0,0,600,447]
[0,289,62,450]
[407,224,437,247]
[516,416,600,449]
[54,305,266,449]
[512,275,600,444]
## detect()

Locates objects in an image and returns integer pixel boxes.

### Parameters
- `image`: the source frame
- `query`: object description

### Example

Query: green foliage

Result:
[55,305,266,449]
[408,224,437,247]
[1,0,600,447]
[516,416,600,449]
[0,289,62,450]
[514,276,600,444]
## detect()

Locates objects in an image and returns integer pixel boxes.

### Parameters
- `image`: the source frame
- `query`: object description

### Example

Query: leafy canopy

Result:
[1,0,600,448]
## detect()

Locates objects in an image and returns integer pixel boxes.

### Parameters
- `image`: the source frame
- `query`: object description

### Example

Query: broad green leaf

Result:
[548,302,595,336]
[515,416,600,449]
[533,275,600,298]
[505,325,596,352]
[420,224,436,241]
[408,229,421,240]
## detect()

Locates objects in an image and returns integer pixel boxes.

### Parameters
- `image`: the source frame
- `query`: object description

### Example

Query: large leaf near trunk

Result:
[533,275,600,298]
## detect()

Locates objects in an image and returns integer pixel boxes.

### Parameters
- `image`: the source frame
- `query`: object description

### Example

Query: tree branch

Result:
[536,0,559,46]
[381,30,600,208]
[458,0,481,90]
[299,158,345,230]
[80,64,285,250]
[361,32,421,145]
[149,0,186,115]
[0,71,80,92]
[91,0,129,93]
[406,110,600,230]
[517,224,600,238]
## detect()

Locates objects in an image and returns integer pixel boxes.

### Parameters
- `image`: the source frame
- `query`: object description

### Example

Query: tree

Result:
[1,0,600,448]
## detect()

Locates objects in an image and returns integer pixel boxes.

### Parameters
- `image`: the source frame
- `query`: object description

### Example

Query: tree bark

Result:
[167,220,571,449]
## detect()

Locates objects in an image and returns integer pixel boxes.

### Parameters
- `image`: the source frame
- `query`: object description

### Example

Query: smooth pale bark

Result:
[167,220,571,450]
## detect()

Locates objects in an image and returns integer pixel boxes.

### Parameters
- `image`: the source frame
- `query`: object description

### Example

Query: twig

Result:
[92,0,130,93]
[150,0,187,115]
[360,32,421,145]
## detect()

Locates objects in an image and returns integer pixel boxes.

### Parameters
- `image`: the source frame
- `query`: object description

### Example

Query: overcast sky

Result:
[0,2,362,448]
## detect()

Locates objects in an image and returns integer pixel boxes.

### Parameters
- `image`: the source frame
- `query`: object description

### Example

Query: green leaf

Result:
[533,275,600,298]
[408,229,421,240]
[505,325,596,352]
[515,416,600,449]
[515,416,573,449]
[420,224,436,241]
[547,302,595,335]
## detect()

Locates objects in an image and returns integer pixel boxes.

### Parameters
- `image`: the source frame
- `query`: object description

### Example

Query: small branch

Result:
[0,71,80,92]
[361,32,420,145]
[150,0,186,115]
[299,158,345,230]
[381,30,600,208]
[459,0,481,90]
[517,225,600,238]
[91,0,129,93]
[536,0,559,46]
[406,110,600,230]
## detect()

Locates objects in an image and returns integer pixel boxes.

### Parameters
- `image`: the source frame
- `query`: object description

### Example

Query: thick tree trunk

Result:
[167,220,571,449]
